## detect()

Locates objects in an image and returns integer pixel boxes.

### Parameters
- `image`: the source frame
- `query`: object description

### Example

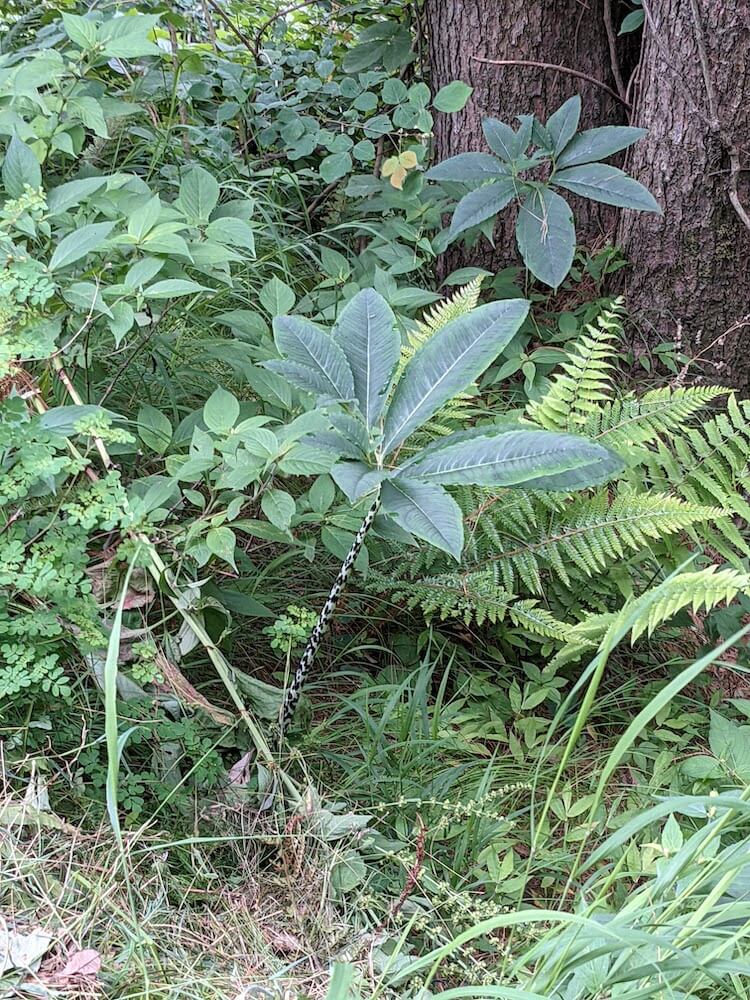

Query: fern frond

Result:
[526,299,622,432]
[366,569,514,626]
[467,488,720,594]
[590,385,731,449]
[627,567,750,641]
[411,276,484,346]
[507,599,581,642]
[643,392,750,561]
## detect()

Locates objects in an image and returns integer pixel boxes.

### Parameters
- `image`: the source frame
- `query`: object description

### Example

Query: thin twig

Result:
[470,55,630,108]
[603,0,627,102]
[201,0,256,56]
[253,0,322,61]
[729,148,750,234]
[306,179,339,217]
[687,0,719,130]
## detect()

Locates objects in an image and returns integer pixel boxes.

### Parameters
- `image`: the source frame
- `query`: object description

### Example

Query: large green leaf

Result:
[380,477,464,559]
[273,316,355,402]
[382,299,529,454]
[546,96,581,156]
[426,152,508,183]
[49,221,115,271]
[552,164,660,212]
[177,165,220,222]
[515,188,575,289]
[555,126,646,168]
[448,178,518,239]
[2,135,41,197]
[398,427,624,490]
[333,288,399,427]
[330,461,388,502]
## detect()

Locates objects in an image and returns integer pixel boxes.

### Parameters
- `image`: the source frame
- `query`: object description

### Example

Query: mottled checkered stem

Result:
[280,490,382,732]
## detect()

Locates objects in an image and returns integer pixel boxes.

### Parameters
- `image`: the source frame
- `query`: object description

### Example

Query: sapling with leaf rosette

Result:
[265,288,624,730]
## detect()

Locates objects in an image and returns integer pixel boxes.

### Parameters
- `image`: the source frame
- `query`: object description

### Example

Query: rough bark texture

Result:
[424,0,626,273]
[618,0,750,389]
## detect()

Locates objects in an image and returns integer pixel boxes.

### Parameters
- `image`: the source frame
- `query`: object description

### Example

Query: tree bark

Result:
[617,0,750,389]
[424,0,627,274]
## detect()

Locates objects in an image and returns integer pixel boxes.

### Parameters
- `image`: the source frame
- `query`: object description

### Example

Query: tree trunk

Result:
[424,0,627,275]
[618,0,750,389]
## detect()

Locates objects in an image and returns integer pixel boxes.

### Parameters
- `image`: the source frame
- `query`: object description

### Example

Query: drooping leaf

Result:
[177,165,220,222]
[261,489,296,530]
[330,461,388,502]
[259,276,296,316]
[206,526,237,569]
[555,126,646,168]
[333,288,399,427]
[398,427,624,489]
[448,177,519,239]
[516,187,575,288]
[382,299,529,453]
[2,135,42,197]
[203,387,239,433]
[432,80,473,112]
[380,477,464,559]
[137,405,172,454]
[553,164,660,212]
[49,222,115,272]
[273,316,355,403]
[546,96,581,156]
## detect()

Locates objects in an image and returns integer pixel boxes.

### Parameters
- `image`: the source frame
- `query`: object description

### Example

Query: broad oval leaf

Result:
[382,299,529,454]
[273,316,355,403]
[46,177,107,216]
[425,152,508,183]
[433,80,473,112]
[49,221,115,272]
[552,164,660,212]
[331,461,388,502]
[555,125,646,169]
[398,427,624,490]
[380,477,464,559]
[333,288,400,427]
[448,177,519,239]
[2,135,41,197]
[546,96,581,156]
[178,165,220,222]
[516,188,575,289]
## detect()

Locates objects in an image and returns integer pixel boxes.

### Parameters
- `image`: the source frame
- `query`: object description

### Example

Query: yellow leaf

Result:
[399,150,418,169]
[389,165,407,189]
[381,156,399,178]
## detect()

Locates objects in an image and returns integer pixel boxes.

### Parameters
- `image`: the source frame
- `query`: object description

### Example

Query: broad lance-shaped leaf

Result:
[555,125,646,169]
[382,299,529,454]
[448,177,518,239]
[380,477,464,560]
[331,461,388,502]
[516,187,575,289]
[482,118,528,162]
[546,96,581,156]
[552,164,660,213]
[426,152,509,183]
[397,427,624,490]
[273,315,355,402]
[333,288,399,427]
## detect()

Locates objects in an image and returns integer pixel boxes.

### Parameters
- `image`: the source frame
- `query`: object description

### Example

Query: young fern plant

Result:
[266,288,624,730]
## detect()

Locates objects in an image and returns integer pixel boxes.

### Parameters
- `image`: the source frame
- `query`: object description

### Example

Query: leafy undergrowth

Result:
[6,640,750,999]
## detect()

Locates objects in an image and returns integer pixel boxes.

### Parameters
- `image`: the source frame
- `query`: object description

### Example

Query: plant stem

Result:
[280,489,382,732]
